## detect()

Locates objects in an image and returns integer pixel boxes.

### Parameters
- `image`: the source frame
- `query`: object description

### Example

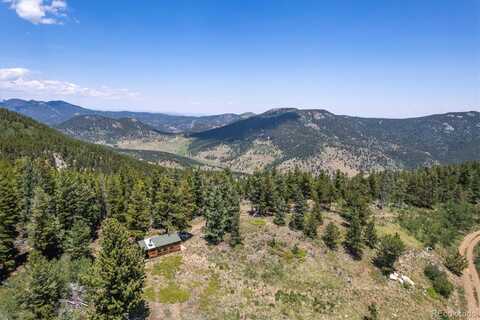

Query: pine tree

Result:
[345,212,364,259]
[55,173,80,232]
[106,176,125,222]
[29,187,62,258]
[316,175,333,210]
[152,175,176,232]
[289,190,306,231]
[18,251,66,320]
[63,219,92,260]
[0,169,19,278]
[312,200,324,226]
[88,219,147,319]
[191,169,205,215]
[248,172,263,214]
[204,187,227,245]
[15,158,34,227]
[153,176,194,233]
[364,220,378,249]
[304,213,319,238]
[228,189,242,246]
[263,172,275,215]
[224,177,241,234]
[374,233,405,274]
[126,181,150,239]
[76,179,102,230]
[272,191,287,226]
[173,178,195,231]
[323,222,341,250]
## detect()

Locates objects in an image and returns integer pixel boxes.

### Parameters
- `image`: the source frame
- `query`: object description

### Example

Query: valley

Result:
[13,98,478,175]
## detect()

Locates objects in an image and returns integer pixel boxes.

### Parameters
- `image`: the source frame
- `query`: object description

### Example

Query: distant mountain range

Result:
[0,99,253,133]
[188,108,480,174]
[2,98,479,175]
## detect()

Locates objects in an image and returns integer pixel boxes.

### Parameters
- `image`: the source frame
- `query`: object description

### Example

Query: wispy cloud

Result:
[3,0,67,25]
[0,67,139,99]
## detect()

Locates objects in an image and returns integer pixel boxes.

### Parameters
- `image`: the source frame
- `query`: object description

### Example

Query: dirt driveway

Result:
[459,231,480,319]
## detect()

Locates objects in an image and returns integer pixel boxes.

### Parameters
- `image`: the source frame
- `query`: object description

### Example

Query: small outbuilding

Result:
[138,233,182,258]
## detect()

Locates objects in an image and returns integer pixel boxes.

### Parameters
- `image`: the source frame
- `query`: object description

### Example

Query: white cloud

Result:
[4,0,67,25]
[0,67,139,100]
[0,67,29,81]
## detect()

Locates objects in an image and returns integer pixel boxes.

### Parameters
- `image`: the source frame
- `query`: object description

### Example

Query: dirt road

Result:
[459,231,480,319]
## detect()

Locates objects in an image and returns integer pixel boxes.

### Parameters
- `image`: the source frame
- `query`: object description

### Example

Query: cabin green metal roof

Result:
[138,233,182,251]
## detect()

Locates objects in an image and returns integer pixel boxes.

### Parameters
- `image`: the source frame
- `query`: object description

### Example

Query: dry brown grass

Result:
[144,205,466,320]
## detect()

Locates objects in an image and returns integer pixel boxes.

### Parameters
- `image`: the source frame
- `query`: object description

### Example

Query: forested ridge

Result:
[0,108,154,173]
[0,109,479,319]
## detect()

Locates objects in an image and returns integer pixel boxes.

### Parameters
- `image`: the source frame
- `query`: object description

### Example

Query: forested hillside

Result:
[1,103,479,318]
[56,115,169,145]
[0,108,151,173]
[189,108,480,174]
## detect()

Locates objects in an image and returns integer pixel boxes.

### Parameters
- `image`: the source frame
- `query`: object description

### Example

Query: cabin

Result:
[138,233,182,258]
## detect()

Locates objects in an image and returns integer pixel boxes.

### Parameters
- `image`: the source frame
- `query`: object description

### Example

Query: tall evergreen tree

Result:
[126,181,151,239]
[106,176,125,222]
[228,187,242,247]
[364,220,378,249]
[289,190,306,231]
[0,169,19,278]
[316,175,333,210]
[311,200,324,226]
[18,251,66,320]
[304,213,319,238]
[153,176,194,233]
[63,219,92,260]
[29,187,62,258]
[223,176,240,233]
[88,219,147,320]
[191,169,205,215]
[14,158,34,228]
[345,212,364,259]
[204,187,227,245]
[272,191,287,226]
[55,173,80,233]
[323,222,341,250]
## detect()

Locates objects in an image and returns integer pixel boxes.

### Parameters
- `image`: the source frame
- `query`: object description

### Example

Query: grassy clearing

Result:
[143,210,465,319]
[377,222,422,250]
[144,254,191,304]
[152,255,183,280]
[199,273,222,312]
[158,283,191,304]
[144,284,191,304]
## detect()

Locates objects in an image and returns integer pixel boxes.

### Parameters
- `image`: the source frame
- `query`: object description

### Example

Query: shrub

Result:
[323,222,341,250]
[373,233,405,274]
[444,251,468,276]
[424,264,454,298]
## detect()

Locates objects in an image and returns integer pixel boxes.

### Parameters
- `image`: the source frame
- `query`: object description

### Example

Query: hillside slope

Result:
[1,99,252,133]
[56,115,170,145]
[0,108,152,172]
[188,108,480,174]
[143,207,465,320]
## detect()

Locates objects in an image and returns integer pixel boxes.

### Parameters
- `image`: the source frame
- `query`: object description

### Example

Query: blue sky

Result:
[0,0,479,117]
